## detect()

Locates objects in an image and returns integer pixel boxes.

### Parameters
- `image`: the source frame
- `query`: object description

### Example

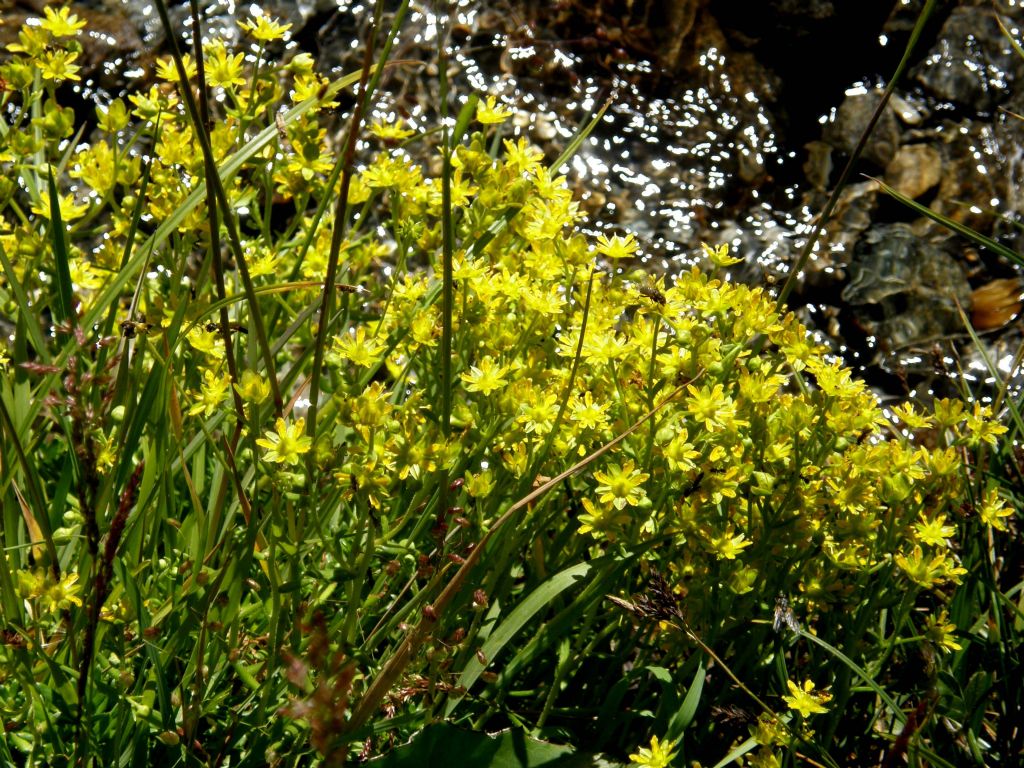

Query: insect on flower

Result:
[636,280,666,305]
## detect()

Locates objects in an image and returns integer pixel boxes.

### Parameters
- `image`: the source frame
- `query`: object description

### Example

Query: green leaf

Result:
[666,660,705,742]
[452,94,479,149]
[46,167,74,326]
[446,562,592,716]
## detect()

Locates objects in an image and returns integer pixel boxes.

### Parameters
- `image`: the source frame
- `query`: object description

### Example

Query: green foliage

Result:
[0,5,1019,768]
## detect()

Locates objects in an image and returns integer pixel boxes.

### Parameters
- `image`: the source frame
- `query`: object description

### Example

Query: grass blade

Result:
[445,562,593,716]
[46,167,74,328]
[872,176,1024,269]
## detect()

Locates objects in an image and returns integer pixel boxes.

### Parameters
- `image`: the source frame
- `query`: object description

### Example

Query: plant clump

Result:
[0,7,1016,767]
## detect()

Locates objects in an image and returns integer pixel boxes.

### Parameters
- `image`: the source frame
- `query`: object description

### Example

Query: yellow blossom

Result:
[38,49,81,82]
[701,241,742,267]
[895,545,967,588]
[628,735,677,768]
[257,418,312,465]
[154,53,197,83]
[924,609,962,653]
[708,527,752,560]
[977,487,1013,531]
[189,369,231,418]
[593,459,649,510]
[239,13,292,42]
[502,137,543,175]
[782,679,831,717]
[577,498,629,539]
[333,327,387,368]
[204,41,246,89]
[596,233,640,260]
[476,95,514,124]
[235,370,271,404]
[39,6,86,37]
[369,117,415,141]
[569,391,610,431]
[461,356,509,396]
[913,513,954,547]
[31,192,89,221]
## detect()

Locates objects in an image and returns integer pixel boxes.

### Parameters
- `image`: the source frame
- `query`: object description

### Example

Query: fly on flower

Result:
[636,279,666,306]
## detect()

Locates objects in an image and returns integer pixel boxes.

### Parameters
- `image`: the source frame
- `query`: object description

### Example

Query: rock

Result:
[823,89,901,168]
[913,5,1024,115]
[642,0,706,72]
[884,144,942,199]
[841,224,971,348]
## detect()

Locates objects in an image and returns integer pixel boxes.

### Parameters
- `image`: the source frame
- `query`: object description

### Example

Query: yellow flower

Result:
[476,95,514,125]
[188,369,231,418]
[369,117,415,142]
[239,13,292,42]
[42,572,82,613]
[593,459,650,510]
[701,241,742,267]
[257,418,312,465]
[891,402,933,431]
[518,392,559,435]
[154,53,197,83]
[960,402,1008,447]
[932,398,965,429]
[895,545,967,588]
[503,137,543,175]
[96,99,130,133]
[924,609,962,653]
[685,382,734,432]
[782,678,831,717]
[461,356,509,396]
[235,370,271,404]
[596,233,639,260]
[187,325,224,359]
[977,486,1013,531]
[31,192,88,221]
[569,391,610,431]
[708,527,752,560]
[39,6,86,37]
[333,327,387,368]
[577,498,629,539]
[913,513,954,547]
[204,41,246,89]
[628,735,677,768]
[19,570,83,614]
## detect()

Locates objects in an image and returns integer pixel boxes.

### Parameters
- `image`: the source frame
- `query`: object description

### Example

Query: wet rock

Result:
[913,5,1024,115]
[823,180,879,256]
[928,118,1018,231]
[885,144,942,199]
[640,0,706,73]
[803,140,833,189]
[841,224,971,348]
[823,90,901,168]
